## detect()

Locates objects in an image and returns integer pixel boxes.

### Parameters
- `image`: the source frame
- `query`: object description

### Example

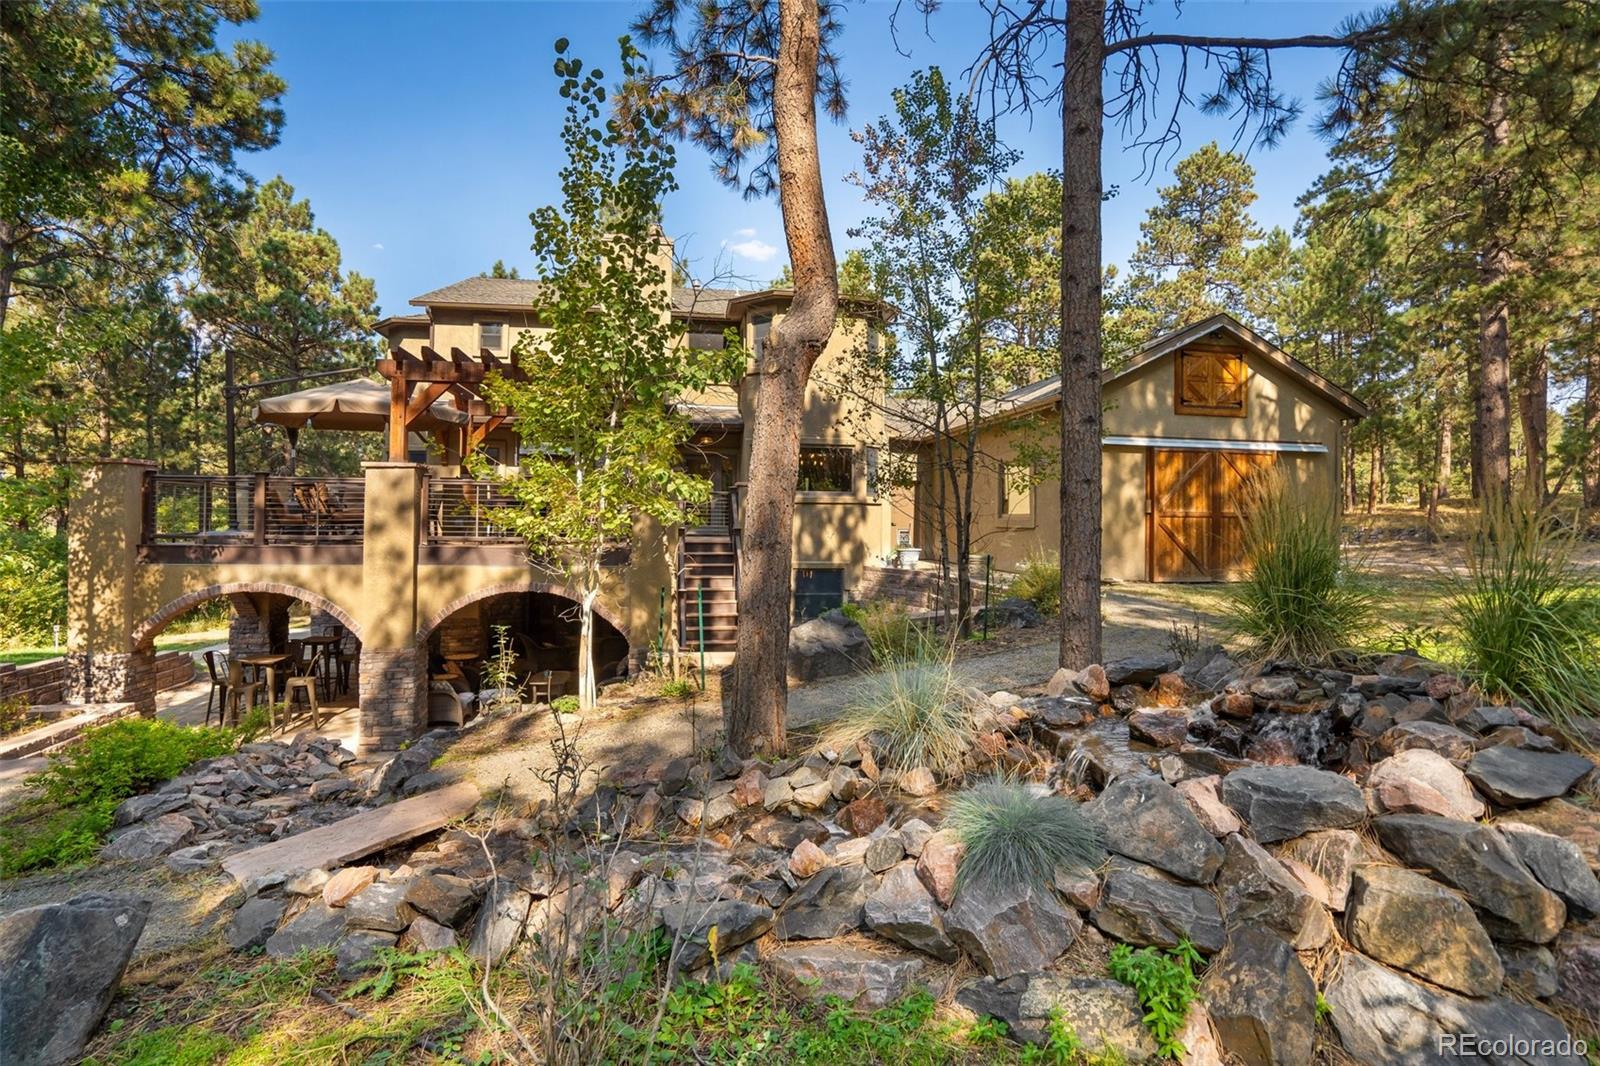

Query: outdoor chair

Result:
[224,660,261,726]
[283,651,324,729]
[203,650,230,726]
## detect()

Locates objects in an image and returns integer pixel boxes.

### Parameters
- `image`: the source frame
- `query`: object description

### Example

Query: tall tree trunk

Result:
[726,0,838,757]
[1437,404,1453,499]
[1476,89,1514,503]
[1057,0,1106,669]
[1585,343,1600,509]
[1517,344,1548,503]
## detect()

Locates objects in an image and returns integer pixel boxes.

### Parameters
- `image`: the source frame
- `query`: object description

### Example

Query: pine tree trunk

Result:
[1476,89,1514,503]
[1437,408,1453,499]
[1517,344,1548,503]
[726,0,838,757]
[1057,0,1106,669]
[1585,345,1600,509]
[578,586,598,710]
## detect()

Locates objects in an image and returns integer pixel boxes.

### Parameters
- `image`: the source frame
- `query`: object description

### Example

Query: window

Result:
[794,566,845,622]
[686,327,727,351]
[1175,349,1246,416]
[797,445,853,493]
[479,322,506,352]
[999,462,1032,517]
[752,314,773,359]
[896,528,912,549]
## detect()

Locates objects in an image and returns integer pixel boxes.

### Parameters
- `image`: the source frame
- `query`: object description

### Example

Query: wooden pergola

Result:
[376,346,527,463]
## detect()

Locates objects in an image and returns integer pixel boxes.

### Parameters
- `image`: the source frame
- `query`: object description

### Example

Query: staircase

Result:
[678,531,739,653]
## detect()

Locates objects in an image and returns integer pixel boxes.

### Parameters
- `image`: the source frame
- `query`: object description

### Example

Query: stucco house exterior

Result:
[895,313,1369,582]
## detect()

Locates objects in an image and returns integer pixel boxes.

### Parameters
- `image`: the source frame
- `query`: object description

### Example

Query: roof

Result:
[887,313,1368,441]
[408,276,887,322]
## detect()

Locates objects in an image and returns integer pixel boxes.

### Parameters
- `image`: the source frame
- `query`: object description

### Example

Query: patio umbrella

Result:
[254,377,468,433]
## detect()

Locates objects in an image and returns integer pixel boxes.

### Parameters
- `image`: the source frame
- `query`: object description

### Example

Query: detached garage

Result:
[899,313,1369,582]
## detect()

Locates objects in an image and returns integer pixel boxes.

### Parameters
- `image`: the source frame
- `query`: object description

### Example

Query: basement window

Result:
[794,566,845,622]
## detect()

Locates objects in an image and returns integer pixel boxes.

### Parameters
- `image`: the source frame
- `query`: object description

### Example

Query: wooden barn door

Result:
[1149,449,1275,581]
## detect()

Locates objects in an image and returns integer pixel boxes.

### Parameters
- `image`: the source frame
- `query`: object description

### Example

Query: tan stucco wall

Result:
[905,341,1351,583]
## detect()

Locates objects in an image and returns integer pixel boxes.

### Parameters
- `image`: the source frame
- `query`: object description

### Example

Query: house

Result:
[64,251,901,754]
[895,313,1369,582]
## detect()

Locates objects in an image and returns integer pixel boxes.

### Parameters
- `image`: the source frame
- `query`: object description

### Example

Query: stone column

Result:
[226,592,289,658]
[356,462,426,754]
[64,459,158,712]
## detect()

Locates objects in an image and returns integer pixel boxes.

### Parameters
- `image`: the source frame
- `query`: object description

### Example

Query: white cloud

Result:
[727,237,778,262]
[371,242,385,251]
[733,227,757,238]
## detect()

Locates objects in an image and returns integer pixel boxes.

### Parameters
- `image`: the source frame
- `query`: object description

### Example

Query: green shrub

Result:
[659,677,698,700]
[947,776,1102,892]
[1107,940,1204,1059]
[820,657,974,777]
[552,694,580,714]
[1009,552,1061,617]
[0,696,30,738]
[1224,469,1373,660]
[854,600,934,665]
[1,717,240,876]
[1450,495,1600,739]
[0,528,66,645]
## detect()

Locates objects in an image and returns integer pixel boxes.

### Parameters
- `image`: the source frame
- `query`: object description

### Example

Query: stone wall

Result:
[358,646,426,753]
[2,650,194,708]
[227,593,289,660]
[61,650,157,713]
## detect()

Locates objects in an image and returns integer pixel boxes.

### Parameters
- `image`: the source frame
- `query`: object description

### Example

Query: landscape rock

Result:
[945,879,1080,980]
[1552,933,1600,1026]
[266,901,347,958]
[1344,864,1503,995]
[864,863,958,962]
[285,868,331,896]
[774,864,876,939]
[335,930,397,980]
[898,818,934,857]
[343,880,415,933]
[468,882,534,966]
[1018,975,1157,1061]
[1217,834,1334,949]
[1088,774,1224,883]
[1090,860,1225,953]
[403,872,478,926]
[899,766,938,797]
[1247,675,1300,703]
[864,834,904,874]
[1375,815,1567,943]
[1379,721,1478,762]
[1271,829,1362,911]
[226,895,288,951]
[915,830,964,907]
[767,941,926,1009]
[102,812,196,861]
[839,794,886,836]
[1508,799,1600,869]
[1498,942,1559,998]
[1466,746,1595,807]
[1127,709,1189,748]
[0,893,150,1066]
[1074,664,1111,701]
[1173,775,1243,837]
[323,865,379,907]
[165,839,235,873]
[1496,822,1600,918]
[788,610,872,681]
[977,596,1043,630]
[1105,655,1179,686]
[1202,927,1317,1066]
[731,767,767,808]
[399,916,458,952]
[1366,749,1485,821]
[658,898,773,971]
[1219,765,1365,843]
[1325,950,1582,1066]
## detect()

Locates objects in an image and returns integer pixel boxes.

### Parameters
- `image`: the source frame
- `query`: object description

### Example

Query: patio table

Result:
[238,653,289,726]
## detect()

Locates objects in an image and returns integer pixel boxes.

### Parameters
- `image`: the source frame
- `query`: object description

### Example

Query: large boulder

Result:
[976,596,1043,630]
[1271,829,1363,911]
[1018,975,1158,1062]
[945,879,1080,980]
[0,893,150,1066]
[1344,865,1503,996]
[1366,749,1485,821]
[1217,834,1334,950]
[101,812,196,861]
[226,895,288,951]
[467,882,534,966]
[1090,859,1225,953]
[767,941,925,1009]
[1201,927,1317,1066]
[658,898,774,972]
[1104,655,1180,686]
[787,610,872,682]
[1379,721,1479,762]
[266,901,348,958]
[1496,822,1600,919]
[1087,774,1224,884]
[1375,815,1567,944]
[404,872,479,927]
[1324,951,1582,1066]
[1219,765,1365,843]
[864,862,958,962]
[1465,746,1595,807]
[1553,933,1600,1027]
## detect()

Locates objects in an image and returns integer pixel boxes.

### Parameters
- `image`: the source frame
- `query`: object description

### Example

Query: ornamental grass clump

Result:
[1009,551,1062,617]
[1450,494,1600,741]
[1225,469,1373,661]
[947,776,1102,892]
[820,656,973,777]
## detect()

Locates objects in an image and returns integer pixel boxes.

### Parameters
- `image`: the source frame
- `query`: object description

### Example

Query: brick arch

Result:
[416,581,632,649]
[131,581,363,652]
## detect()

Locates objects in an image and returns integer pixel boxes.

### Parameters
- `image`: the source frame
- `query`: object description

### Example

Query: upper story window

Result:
[479,322,506,352]
[999,462,1032,517]
[798,445,853,494]
[686,327,727,351]
[752,314,773,359]
[1175,349,1246,417]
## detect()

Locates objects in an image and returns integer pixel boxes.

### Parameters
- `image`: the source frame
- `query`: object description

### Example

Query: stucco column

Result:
[357,462,426,754]
[64,459,158,711]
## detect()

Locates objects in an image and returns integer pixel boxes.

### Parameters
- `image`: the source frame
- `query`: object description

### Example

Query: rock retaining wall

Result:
[2,650,194,707]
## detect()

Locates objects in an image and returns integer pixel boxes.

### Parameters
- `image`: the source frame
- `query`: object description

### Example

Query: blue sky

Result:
[227,0,1374,316]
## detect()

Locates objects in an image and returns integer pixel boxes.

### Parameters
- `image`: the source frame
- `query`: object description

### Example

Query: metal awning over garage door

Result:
[1105,435,1327,454]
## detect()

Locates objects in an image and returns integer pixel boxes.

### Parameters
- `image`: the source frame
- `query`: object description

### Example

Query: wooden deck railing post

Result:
[253,474,267,545]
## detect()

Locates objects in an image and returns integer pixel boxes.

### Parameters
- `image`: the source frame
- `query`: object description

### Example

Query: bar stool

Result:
[203,651,230,726]
[225,660,261,726]
[284,652,324,729]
